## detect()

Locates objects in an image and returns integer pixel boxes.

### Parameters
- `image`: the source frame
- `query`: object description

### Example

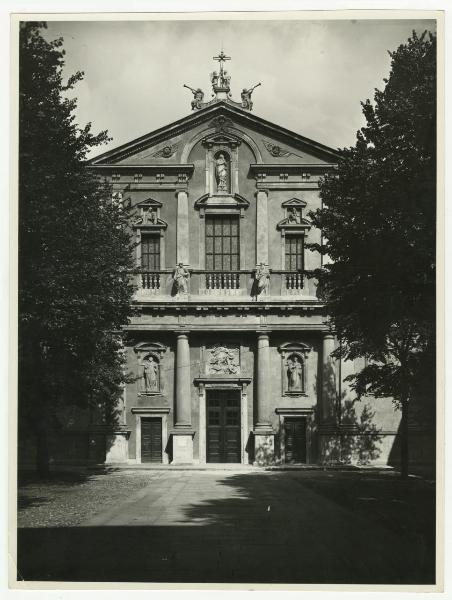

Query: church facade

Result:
[84,53,406,467]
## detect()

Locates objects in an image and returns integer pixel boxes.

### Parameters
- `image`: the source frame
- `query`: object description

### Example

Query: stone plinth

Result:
[105,432,129,464]
[254,429,275,466]
[171,430,194,464]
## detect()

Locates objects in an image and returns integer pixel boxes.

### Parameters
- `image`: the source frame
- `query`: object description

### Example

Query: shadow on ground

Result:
[17,472,435,584]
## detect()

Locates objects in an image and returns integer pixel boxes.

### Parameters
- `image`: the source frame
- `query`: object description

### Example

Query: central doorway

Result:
[206,389,241,463]
[284,417,307,463]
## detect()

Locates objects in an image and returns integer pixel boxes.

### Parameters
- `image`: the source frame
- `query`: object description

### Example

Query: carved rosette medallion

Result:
[152,143,179,158]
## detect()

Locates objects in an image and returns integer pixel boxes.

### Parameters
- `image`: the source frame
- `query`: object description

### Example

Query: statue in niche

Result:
[287,355,303,391]
[254,263,270,300]
[148,208,157,224]
[215,153,229,192]
[173,263,189,294]
[208,345,239,375]
[142,206,157,224]
[288,207,301,224]
[142,355,159,392]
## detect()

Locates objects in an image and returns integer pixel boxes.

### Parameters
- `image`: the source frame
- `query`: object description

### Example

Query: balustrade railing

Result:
[205,271,241,291]
[285,272,304,291]
[140,271,161,291]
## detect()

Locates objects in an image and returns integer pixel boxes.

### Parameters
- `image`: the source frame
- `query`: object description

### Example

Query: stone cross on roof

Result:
[184,49,261,112]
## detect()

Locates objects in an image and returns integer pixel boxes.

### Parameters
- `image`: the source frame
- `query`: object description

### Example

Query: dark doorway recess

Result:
[284,417,307,463]
[206,389,241,463]
[141,417,162,463]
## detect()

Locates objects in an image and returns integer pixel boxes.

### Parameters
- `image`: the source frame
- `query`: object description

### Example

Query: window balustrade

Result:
[140,271,161,291]
[285,272,303,291]
[205,271,241,291]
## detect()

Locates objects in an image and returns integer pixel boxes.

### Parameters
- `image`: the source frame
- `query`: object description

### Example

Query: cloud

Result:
[43,18,437,155]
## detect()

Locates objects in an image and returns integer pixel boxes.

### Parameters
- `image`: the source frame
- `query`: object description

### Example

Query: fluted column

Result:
[255,190,269,266]
[321,333,337,422]
[254,332,275,465]
[175,333,191,427]
[176,190,189,266]
[255,333,271,429]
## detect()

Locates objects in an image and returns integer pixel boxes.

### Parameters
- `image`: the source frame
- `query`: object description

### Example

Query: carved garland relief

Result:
[204,344,240,376]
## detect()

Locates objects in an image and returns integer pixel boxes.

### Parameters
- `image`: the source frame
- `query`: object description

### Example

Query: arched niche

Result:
[134,342,166,396]
[213,149,231,194]
[278,342,312,396]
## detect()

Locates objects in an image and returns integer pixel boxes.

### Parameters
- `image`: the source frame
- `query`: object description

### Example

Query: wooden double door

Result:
[284,417,307,464]
[141,417,162,463]
[206,390,241,463]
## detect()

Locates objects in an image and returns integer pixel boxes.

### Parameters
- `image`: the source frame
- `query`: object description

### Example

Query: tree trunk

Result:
[400,395,409,480]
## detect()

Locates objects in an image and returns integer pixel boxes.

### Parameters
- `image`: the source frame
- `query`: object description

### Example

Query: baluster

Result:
[232,273,236,289]
[227,273,231,289]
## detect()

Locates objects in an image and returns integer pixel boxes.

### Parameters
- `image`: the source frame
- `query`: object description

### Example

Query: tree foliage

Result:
[308,31,436,474]
[18,23,136,472]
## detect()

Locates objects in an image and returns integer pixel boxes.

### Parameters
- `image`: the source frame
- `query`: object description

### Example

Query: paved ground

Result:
[17,469,435,584]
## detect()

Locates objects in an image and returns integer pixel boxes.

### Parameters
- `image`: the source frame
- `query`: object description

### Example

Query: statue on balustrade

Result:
[287,355,303,391]
[142,355,159,392]
[215,153,229,192]
[254,262,270,300]
[173,263,189,294]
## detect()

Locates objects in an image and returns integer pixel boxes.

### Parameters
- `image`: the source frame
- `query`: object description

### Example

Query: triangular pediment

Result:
[88,102,339,168]
[194,193,249,218]
[277,217,311,231]
[282,197,307,208]
[132,198,167,229]
[202,131,242,148]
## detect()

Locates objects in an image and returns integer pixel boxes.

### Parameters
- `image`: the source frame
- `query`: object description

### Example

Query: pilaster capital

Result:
[256,331,270,342]
[322,333,335,341]
[175,189,189,198]
[175,331,190,340]
[254,189,269,198]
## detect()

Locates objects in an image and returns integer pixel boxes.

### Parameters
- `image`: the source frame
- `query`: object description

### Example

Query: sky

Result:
[43,17,437,158]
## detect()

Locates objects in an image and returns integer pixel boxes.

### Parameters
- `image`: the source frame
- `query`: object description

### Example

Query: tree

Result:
[19,22,136,476]
[308,31,436,479]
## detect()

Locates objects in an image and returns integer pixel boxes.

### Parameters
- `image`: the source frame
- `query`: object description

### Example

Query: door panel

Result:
[284,417,307,463]
[207,390,241,463]
[141,417,162,463]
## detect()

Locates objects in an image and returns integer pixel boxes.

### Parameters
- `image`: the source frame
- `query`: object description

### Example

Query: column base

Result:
[253,428,275,466]
[105,432,129,464]
[171,429,195,464]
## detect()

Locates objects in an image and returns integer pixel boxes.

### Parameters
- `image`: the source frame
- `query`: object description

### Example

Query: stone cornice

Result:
[88,164,195,173]
[250,163,337,171]
[88,103,340,166]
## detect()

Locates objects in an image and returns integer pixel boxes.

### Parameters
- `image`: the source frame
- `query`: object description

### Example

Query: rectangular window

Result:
[285,235,304,271]
[205,215,240,271]
[141,234,160,270]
